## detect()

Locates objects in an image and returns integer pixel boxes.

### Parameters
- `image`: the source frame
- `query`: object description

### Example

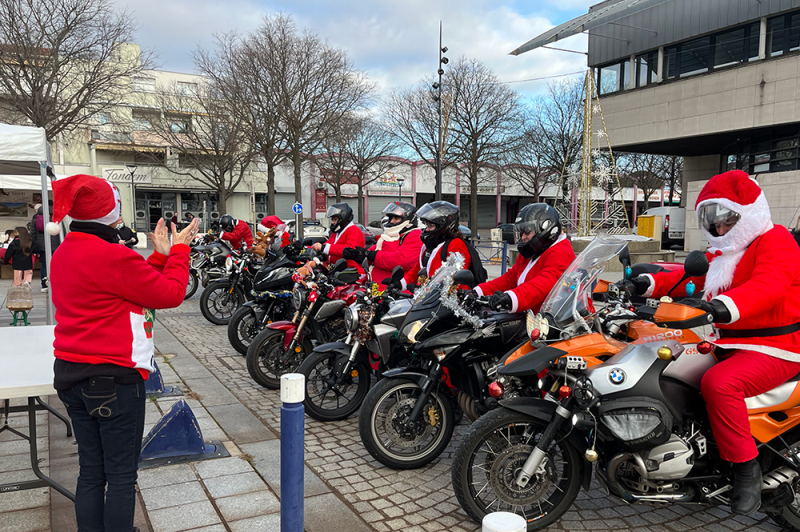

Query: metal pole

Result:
[436,21,443,202]
[280,374,305,532]
[398,182,402,202]
[295,212,303,242]
[129,170,136,232]
[39,163,54,325]
[501,241,508,275]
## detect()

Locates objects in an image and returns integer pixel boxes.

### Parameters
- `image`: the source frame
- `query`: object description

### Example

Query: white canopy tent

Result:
[0,123,55,324]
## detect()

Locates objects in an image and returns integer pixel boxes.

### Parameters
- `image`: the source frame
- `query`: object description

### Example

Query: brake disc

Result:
[385,398,435,448]
[489,444,552,505]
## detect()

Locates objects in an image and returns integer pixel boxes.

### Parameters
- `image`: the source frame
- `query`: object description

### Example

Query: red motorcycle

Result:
[246,259,366,389]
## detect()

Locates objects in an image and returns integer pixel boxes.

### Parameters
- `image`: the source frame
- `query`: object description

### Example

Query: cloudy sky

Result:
[116,0,596,99]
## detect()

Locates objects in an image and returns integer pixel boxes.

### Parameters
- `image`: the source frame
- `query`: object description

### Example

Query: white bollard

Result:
[482,511,526,532]
[281,373,305,403]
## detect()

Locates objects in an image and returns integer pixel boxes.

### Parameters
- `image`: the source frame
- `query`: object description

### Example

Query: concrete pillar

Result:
[759,17,767,60]
[656,46,664,83]
[90,144,98,176]
[628,55,636,90]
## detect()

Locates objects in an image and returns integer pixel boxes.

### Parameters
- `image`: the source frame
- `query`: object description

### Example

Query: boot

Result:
[731,458,762,515]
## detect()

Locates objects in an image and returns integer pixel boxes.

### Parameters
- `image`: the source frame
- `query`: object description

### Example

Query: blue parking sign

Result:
[292,203,303,214]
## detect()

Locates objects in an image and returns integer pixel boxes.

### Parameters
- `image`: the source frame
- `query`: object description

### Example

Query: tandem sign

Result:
[103,167,153,184]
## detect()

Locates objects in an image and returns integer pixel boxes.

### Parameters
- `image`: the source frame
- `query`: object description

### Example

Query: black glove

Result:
[682,298,732,323]
[365,249,377,262]
[342,247,367,263]
[615,276,650,297]
[459,289,477,304]
[382,277,401,291]
[489,291,513,311]
[407,283,419,292]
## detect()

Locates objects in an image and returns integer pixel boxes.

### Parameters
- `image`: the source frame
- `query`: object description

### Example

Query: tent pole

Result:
[39,163,55,325]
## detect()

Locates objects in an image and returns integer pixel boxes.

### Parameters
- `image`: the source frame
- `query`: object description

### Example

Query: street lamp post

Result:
[125,164,137,232]
[397,177,405,202]
[433,22,448,202]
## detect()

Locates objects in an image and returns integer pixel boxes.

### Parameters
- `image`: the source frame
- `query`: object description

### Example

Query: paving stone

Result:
[238,440,330,497]
[203,471,266,499]
[205,404,275,443]
[0,507,50,532]
[228,513,281,532]
[304,493,373,532]
[0,487,48,513]
[147,500,221,532]
[194,456,253,479]
[139,480,208,510]
[136,463,197,489]
[214,489,279,521]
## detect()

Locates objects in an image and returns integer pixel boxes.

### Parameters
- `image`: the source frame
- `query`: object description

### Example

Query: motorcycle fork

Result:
[407,363,443,425]
[284,301,316,360]
[336,340,362,385]
[222,272,240,305]
[515,396,576,488]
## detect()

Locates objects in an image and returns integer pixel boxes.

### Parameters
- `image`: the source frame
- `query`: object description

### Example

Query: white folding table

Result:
[0,325,74,500]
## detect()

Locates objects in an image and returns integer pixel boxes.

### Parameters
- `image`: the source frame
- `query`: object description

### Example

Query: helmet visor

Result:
[514,218,557,245]
[326,206,343,219]
[382,203,408,217]
[697,203,741,235]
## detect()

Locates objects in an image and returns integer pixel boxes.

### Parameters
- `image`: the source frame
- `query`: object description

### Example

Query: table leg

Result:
[25,397,75,501]
[0,399,28,439]
[35,397,72,437]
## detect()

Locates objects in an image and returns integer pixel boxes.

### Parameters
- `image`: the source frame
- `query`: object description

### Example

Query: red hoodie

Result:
[368,229,423,288]
[50,233,190,379]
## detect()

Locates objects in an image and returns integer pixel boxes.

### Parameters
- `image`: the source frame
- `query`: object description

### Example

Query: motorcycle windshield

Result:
[540,235,627,334]
[412,254,464,307]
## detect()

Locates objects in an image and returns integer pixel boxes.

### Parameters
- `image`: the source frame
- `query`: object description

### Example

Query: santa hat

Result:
[46,174,121,235]
[695,170,763,209]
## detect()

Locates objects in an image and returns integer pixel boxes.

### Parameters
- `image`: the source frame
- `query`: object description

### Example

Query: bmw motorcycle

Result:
[451,238,800,531]
[245,259,366,390]
[297,266,414,422]
[357,258,528,470]
[186,233,231,300]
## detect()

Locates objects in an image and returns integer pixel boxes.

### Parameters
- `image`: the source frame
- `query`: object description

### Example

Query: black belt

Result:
[717,322,800,339]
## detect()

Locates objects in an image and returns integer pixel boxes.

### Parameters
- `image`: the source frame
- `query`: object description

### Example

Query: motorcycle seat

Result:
[193,244,218,253]
[745,373,800,413]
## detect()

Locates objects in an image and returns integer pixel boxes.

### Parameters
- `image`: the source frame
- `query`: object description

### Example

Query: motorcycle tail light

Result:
[488,381,504,398]
[308,291,318,303]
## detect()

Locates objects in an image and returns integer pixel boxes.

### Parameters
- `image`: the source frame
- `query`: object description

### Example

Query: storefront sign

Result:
[461,185,503,194]
[373,172,405,189]
[0,189,38,218]
[315,189,327,213]
[103,167,152,184]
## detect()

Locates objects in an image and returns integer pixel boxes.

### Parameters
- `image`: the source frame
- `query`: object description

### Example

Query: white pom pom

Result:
[45,222,61,236]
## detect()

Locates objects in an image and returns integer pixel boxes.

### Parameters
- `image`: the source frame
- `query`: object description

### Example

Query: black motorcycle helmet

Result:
[417,201,459,247]
[219,214,235,233]
[326,203,353,233]
[515,203,562,259]
[380,201,417,231]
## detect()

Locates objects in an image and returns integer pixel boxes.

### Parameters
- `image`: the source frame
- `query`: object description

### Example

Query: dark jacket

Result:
[116,225,138,248]
[4,237,34,271]
[31,206,61,254]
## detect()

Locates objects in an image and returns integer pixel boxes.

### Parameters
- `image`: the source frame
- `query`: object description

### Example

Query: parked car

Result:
[458,224,480,240]
[286,220,329,244]
[355,224,377,247]
[496,223,515,244]
[642,206,685,247]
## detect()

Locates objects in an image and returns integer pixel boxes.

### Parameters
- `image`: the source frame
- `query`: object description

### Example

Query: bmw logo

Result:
[608,368,626,385]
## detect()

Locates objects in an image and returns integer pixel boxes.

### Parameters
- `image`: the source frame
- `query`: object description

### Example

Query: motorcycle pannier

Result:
[598,397,673,451]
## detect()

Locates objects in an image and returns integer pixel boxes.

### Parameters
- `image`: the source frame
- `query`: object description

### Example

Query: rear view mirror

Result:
[453,270,476,288]
[618,246,631,279]
[391,265,404,282]
[684,250,709,278]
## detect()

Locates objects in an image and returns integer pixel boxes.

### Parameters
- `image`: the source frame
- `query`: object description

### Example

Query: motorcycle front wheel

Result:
[246,328,312,389]
[451,408,581,531]
[227,306,262,355]
[199,280,243,325]
[358,377,454,470]
[298,350,371,422]
[185,270,199,300]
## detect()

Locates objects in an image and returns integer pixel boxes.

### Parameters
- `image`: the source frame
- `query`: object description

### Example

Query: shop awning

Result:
[0,123,50,190]
[510,0,661,56]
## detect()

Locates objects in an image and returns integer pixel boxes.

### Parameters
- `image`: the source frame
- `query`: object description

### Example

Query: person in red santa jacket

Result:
[474,203,574,312]
[257,215,291,248]
[342,201,423,289]
[218,214,253,250]
[624,170,800,515]
[398,201,471,290]
[311,202,365,273]
[48,174,200,532]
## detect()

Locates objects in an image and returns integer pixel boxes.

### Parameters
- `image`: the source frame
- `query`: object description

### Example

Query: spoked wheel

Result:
[299,350,371,422]
[227,306,263,355]
[452,409,581,531]
[199,280,243,325]
[246,329,311,389]
[185,271,199,300]
[358,378,454,470]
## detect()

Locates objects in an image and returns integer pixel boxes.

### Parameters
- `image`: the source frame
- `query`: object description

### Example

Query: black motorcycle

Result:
[226,242,312,355]
[297,267,414,421]
[199,247,260,325]
[186,234,231,300]
[357,265,527,470]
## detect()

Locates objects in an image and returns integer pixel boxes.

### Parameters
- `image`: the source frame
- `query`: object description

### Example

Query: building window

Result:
[131,76,156,92]
[636,51,657,87]
[92,112,112,125]
[177,82,197,96]
[720,125,800,175]
[598,61,626,95]
[166,115,190,134]
[679,36,710,77]
[768,12,800,57]
[131,110,157,131]
[714,27,746,68]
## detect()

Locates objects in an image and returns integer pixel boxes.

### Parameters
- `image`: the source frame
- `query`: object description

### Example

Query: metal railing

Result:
[469,239,509,275]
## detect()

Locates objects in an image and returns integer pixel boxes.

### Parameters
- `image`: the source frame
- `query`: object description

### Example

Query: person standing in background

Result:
[2,226,34,286]
[115,219,139,248]
[31,202,61,292]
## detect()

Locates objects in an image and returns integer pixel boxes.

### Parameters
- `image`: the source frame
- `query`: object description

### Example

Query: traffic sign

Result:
[292,203,303,215]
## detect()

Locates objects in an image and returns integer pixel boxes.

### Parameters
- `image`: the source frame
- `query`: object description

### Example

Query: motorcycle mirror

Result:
[453,269,476,288]
[684,250,709,278]
[391,265,404,282]
[618,246,632,279]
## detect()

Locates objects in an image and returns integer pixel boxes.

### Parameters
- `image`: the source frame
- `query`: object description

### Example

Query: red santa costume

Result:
[368,228,423,289]
[324,222,366,273]
[402,238,472,289]
[258,216,291,248]
[641,170,800,464]
[475,234,575,313]
[220,219,254,250]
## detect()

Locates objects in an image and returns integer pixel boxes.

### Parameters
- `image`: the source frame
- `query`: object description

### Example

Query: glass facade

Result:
[720,125,800,175]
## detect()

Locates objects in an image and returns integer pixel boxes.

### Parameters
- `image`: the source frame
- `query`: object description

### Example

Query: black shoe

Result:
[731,458,762,515]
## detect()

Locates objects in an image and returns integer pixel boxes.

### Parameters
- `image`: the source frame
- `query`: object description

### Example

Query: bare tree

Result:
[315,119,356,204]
[619,152,667,215]
[145,81,256,210]
[501,104,558,203]
[445,57,522,230]
[0,0,154,140]
[195,29,289,215]
[663,156,683,206]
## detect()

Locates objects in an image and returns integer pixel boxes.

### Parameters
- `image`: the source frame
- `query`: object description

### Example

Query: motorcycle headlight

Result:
[292,287,306,309]
[526,311,550,341]
[225,256,233,271]
[344,305,360,333]
[400,319,429,345]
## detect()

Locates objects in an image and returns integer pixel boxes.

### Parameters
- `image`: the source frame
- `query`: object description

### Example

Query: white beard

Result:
[377,221,410,250]
[700,191,772,299]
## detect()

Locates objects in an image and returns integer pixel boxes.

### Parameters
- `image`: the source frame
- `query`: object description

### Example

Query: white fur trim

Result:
[713,294,740,324]
[332,221,356,241]
[642,274,656,298]
[426,242,445,276]
[400,278,407,291]
[517,258,538,286]
[506,290,519,313]
[713,342,800,363]
[323,243,331,255]
[474,286,484,297]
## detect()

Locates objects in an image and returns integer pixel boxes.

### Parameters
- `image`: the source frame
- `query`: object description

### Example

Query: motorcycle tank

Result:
[586,340,684,397]
[380,298,413,329]
[487,312,526,345]
[253,266,294,291]
[368,323,396,362]
[662,344,715,390]
[315,300,347,321]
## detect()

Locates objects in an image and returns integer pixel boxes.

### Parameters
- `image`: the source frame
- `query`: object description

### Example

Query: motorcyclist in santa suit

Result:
[623,170,800,515]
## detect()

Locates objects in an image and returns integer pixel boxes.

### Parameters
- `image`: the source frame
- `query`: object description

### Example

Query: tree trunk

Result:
[292,150,303,205]
[357,179,364,226]
[470,168,478,240]
[336,184,342,203]
[267,164,276,215]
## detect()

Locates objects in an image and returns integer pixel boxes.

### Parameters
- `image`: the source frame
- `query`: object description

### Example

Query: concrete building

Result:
[514,0,800,249]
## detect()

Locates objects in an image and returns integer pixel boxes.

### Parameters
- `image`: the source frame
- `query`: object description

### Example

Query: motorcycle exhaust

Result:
[457,391,481,421]
[763,466,800,491]
[606,453,696,504]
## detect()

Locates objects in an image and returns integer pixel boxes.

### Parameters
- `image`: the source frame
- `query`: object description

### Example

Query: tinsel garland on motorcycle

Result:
[412,252,484,330]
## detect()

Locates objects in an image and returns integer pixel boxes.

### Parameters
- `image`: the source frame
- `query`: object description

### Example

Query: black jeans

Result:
[58,378,146,532]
